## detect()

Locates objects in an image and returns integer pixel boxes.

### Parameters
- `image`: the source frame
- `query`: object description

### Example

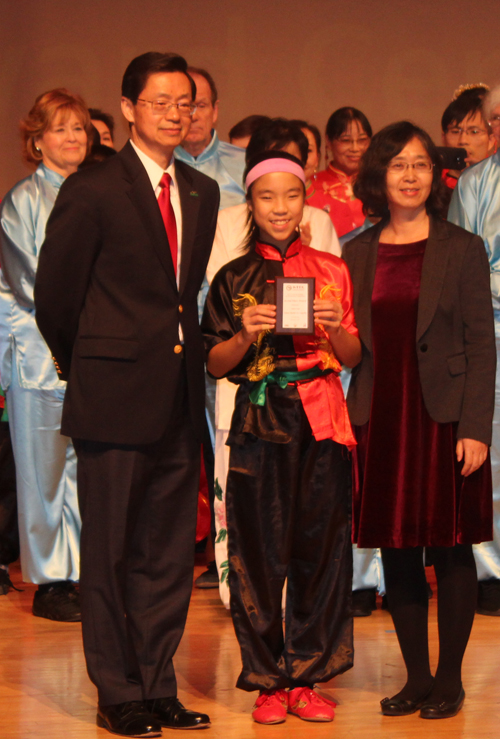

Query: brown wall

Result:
[1,0,499,197]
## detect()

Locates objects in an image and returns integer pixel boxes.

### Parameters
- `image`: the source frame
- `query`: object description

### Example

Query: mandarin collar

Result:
[328,163,352,182]
[255,236,302,262]
[36,162,65,190]
[176,130,218,164]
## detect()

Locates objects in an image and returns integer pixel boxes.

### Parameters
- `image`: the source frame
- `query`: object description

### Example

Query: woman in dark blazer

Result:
[344,121,496,719]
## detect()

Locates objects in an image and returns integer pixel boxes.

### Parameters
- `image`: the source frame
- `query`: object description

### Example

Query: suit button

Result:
[174,344,183,354]
[420,344,428,353]
[178,304,183,313]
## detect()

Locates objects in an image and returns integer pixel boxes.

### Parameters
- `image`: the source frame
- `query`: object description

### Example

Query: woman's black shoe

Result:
[381,686,433,716]
[420,687,465,719]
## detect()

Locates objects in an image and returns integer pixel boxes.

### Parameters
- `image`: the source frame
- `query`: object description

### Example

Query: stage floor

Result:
[1,559,499,738]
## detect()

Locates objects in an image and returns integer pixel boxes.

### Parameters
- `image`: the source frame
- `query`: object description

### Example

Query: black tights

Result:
[381,544,477,703]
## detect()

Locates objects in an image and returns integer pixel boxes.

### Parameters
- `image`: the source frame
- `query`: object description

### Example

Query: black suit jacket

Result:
[343,217,496,445]
[35,142,220,445]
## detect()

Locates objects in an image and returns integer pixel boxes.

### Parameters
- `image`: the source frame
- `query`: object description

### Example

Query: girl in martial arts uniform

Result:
[202,151,361,724]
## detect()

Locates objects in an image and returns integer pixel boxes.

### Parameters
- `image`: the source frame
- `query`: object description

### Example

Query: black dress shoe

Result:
[420,687,465,719]
[351,588,377,617]
[381,687,433,716]
[97,701,162,737]
[32,581,81,622]
[145,697,210,729]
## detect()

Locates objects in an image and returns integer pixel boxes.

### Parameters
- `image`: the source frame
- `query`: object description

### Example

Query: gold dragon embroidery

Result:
[316,283,343,372]
[232,293,276,381]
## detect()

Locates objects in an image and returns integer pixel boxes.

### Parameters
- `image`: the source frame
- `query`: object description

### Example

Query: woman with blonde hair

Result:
[0,88,91,620]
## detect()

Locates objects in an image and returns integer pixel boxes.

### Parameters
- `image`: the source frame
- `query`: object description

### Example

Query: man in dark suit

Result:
[34,52,219,737]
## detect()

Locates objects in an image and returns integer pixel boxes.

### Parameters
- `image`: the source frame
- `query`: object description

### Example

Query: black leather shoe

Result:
[145,697,210,729]
[32,581,81,622]
[381,687,433,716]
[97,701,162,737]
[351,588,377,617]
[420,687,465,719]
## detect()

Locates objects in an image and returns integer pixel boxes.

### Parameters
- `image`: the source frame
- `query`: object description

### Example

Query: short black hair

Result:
[325,107,372,142]
[88,108,115,139]
[441,87,490,132]
[354,121,447,219]
[289,119,321,154]
[245,118,309,166]
[122,52,196,103]
[229,115,271,143]
[187,66,218,105]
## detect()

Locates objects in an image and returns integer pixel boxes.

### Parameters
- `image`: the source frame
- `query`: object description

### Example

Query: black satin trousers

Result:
[226,401,354,692]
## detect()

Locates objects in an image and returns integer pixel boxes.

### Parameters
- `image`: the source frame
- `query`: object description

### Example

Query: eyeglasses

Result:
[136,99,196,116]
[489,115,500,128]
[446,126,488,138]
[387,160,433,174]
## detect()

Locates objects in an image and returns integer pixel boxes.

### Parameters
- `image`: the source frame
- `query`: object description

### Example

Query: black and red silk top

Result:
[202,237,358,448]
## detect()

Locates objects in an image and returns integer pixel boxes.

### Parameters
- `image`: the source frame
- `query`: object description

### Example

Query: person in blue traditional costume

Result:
[202,151,361,725]
[0,88,91,620]
[346,121,495,719]
[448,83,500,616]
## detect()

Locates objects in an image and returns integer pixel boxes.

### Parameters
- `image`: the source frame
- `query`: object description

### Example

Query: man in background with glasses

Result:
[441,84,495,191]
[449,84,500,619]
[34,51,219,737]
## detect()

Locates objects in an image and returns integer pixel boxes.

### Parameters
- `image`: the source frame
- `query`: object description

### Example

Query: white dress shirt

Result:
[130,140,183,286]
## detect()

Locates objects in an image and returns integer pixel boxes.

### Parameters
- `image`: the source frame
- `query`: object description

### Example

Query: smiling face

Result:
[182,72,219,157]
[121,71,193,167]
[385,137,433,215]
[249,171,304,247]
[35,110,87,178]
[442,110,495,166]
[328,119,370,176]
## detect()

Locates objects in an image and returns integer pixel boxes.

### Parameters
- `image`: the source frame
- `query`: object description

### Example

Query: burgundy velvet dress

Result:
[353,240,492,549]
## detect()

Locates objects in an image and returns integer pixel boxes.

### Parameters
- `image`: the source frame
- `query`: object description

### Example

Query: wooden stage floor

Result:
[1,559,499,738]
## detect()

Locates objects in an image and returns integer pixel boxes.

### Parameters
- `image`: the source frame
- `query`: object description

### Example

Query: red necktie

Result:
[158,172,178,276]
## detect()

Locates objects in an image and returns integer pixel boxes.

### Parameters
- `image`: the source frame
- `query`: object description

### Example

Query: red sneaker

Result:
[252,690,288,724]
[288,687,336,722]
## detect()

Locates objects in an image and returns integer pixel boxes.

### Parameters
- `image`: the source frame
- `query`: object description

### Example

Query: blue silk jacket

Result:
[174,131,246,210]
[0,163,66,390]
[449,152,500,335]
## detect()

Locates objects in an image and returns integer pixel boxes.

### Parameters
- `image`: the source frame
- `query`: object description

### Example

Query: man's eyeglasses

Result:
[447,126,489,138]
[137,99,196,116]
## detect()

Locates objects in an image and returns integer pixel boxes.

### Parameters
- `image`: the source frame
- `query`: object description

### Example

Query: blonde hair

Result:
[20,88,92,165]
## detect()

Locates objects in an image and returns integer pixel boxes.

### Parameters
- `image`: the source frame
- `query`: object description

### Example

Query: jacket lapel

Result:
[120,142,178,291]
[416,218,450,340]
[176,161,200,295]
[353,223,383,352]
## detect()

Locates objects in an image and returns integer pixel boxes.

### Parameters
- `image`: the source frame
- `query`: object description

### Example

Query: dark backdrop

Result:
[1,0,499,196]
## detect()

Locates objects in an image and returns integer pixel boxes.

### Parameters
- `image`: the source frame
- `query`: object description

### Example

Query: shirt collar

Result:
[129,139,177,191]
[174,130,218,164]
[255,236,302,261]
[36,163,66,190]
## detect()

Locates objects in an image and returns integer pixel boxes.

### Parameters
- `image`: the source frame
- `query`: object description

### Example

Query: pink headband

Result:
[245,158,306,190]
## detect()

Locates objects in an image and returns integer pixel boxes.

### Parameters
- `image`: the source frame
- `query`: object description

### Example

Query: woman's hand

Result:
[241,304,276,343]
[313,298,343,332]
[456,438,488,476]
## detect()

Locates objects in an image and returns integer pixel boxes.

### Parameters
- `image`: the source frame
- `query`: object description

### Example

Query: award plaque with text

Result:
[275,276,315,335]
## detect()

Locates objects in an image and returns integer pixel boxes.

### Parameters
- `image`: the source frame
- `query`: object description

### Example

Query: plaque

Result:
[275,276,315,334]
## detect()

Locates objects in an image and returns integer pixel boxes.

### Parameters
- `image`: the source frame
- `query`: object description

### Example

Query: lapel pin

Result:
[190,190,199,197]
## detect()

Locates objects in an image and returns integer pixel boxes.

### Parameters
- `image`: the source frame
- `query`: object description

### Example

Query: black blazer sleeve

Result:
[35,173,102,380]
